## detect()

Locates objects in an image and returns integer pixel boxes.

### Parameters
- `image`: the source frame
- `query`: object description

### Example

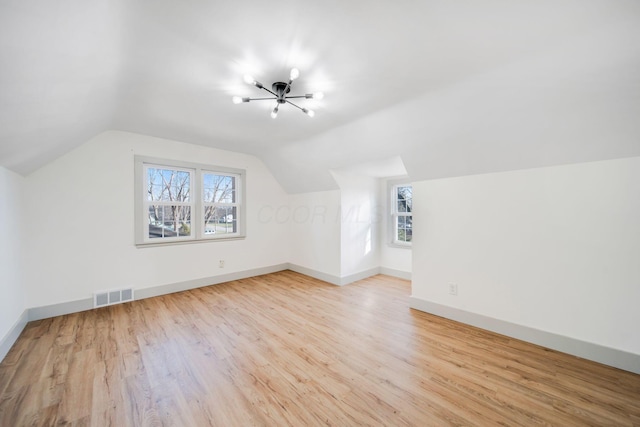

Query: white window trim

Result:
[388,178,412,249]
[135,156,246,246]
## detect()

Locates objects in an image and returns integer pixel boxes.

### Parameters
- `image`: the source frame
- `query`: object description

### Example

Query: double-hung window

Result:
[135,156,245,245]
[392,184,412,246]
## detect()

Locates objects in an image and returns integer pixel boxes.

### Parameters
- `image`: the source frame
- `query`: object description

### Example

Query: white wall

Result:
[0,167,26,347]
[287,190,341,279]
[380,243,412,276]
[287,173,413,283]
[412,157,640,356]
[22,131,290,308]
[331,171,381,278]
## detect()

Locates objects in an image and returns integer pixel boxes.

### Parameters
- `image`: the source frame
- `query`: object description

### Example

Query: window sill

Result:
[136,235,246,248]
[388,242,412,249]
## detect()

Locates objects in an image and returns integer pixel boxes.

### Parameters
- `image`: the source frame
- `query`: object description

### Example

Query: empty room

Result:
[1,0,639,425]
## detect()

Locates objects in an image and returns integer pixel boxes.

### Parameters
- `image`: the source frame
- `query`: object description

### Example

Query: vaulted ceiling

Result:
[2,0,640,192]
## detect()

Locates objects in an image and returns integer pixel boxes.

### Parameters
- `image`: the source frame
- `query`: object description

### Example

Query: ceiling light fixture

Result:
[233,68,323,118]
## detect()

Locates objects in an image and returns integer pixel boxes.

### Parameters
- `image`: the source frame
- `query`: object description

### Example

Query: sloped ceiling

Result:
[1,0,639,192]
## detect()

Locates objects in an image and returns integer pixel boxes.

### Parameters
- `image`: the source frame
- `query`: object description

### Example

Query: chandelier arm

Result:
[280,79,294,100]
[260,86,279,97]
[283,95,308,99]
[286,99,315,117]
[246,97,278,101]
[284,99,304,111]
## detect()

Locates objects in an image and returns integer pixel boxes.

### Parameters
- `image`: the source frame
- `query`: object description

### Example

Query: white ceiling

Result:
[1,0,640,192]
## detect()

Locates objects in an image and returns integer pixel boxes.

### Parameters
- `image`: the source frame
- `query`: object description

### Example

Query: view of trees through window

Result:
[144,165,239,240]
[146,167,192,238]
[395,185,412,244]
[136,157,244,244]
[203,173,237,235]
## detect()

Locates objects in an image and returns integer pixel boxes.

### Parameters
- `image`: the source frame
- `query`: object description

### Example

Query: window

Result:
[135,156,245,245]
[145,165,193,239]
[202,172,238,236]
[392,184,412,245]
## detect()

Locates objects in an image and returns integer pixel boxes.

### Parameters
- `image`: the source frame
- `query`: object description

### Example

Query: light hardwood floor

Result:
[1,271,639,426]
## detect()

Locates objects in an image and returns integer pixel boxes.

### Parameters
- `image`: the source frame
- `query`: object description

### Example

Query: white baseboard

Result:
[28,264,291,322]
[284,264,410,286]
[339,267,381,285]
[27,264,410,324]
[379,267,411,280]
[135,263,289,300]
[285,263,342,285]
[26,263,385,323]
[0,309,29,362]
[29,298,94,321]
[409,296,640,375]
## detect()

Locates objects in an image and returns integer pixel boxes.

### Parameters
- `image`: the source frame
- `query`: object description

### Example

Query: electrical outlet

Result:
[219,259,225,268]
[448,283,458,296]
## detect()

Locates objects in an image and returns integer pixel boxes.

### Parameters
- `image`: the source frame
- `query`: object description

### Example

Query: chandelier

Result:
[232,68,324,118]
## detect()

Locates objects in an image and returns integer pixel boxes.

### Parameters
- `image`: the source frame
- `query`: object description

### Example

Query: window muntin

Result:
[135,157,245,245]
[393,184,412,245]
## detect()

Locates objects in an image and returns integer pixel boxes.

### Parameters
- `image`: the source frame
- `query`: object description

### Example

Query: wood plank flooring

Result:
[1,271,639,426]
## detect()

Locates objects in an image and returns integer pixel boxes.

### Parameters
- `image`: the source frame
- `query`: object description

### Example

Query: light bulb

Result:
[290,68,300,80]
[271,106,279,119]
[232,96,242,104]
[303,108,315,117]
[243,74,254,85]
[305,92,325,100]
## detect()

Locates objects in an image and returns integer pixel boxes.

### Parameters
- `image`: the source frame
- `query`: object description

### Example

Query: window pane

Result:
[203,206,237,235]
[148,184,163,201]
[396,186,412,213]
[203,205,217,234]
[203,173,236,203]
[147,168,190,202]
[397,223,412,243]
[398,186,412,197]
[148,205,191,238]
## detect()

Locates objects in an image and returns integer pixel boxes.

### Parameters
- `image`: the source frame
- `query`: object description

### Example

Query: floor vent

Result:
[94,288,134,308]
